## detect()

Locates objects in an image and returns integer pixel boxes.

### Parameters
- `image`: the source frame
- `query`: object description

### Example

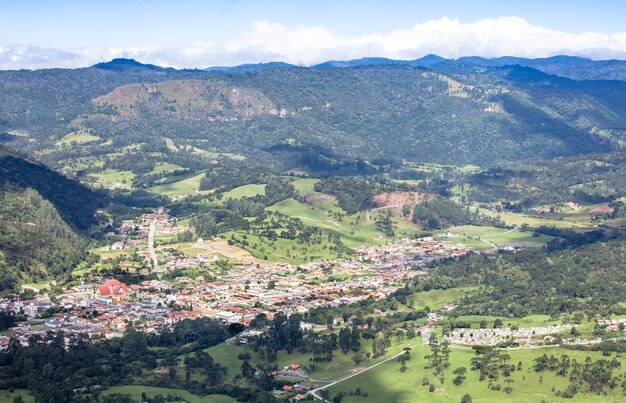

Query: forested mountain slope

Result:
[0,59,624,170]
[0,145,107,289]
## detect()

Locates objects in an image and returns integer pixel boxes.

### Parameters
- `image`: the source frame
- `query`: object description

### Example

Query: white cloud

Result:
[1,17,626,69]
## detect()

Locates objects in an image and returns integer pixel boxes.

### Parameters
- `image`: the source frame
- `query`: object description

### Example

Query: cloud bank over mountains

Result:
[2,17,626,69]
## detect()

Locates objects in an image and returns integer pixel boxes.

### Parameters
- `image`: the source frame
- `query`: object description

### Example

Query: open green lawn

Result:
[267,198,407,248]
[149,172,206,196]
[222,230,339,263]
[56,131,100,146]
[206,336,425,385]
[89,170,135,185]
[246,197,429,262]
[203,343,250,383]
[90,246,137,260]
[407,287,479,311]
[222,184,266,199]
[102,385,236,403]
[487,211,591,229]
[327,341,626,402]
[0,389,35,402]
[440,225,556,248]
[149,162,184,174]
[292,178,320,196]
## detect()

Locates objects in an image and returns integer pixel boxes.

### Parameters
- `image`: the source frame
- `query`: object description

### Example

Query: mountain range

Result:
[0,55,624,173]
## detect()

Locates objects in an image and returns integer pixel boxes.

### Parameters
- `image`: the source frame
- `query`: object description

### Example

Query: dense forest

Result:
[423,237,626,317]
[1,59,625,173]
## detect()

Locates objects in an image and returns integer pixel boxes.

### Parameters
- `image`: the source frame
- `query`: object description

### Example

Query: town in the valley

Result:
[1,209,618,351]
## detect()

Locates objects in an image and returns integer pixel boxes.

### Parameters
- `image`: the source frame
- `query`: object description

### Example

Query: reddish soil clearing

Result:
[367,191,432,221]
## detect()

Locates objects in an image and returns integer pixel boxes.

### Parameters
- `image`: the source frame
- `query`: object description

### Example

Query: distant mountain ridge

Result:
[87,54,626,81]
[0,55,624,171]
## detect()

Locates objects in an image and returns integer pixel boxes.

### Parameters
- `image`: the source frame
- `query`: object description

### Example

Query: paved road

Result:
[310,349,409,401]
[148,220,159,271]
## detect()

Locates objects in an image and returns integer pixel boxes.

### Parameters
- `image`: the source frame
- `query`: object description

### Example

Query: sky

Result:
[1,0,626,69]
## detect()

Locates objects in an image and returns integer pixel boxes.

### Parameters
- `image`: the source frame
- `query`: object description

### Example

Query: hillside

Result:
[0,59,624,175]
[0,145,108,291]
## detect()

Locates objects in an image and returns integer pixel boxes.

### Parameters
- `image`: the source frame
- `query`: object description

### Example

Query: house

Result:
[590,205,613,214]
[96,279,130,298]
[111,242,125,250]
[505,243,527,251]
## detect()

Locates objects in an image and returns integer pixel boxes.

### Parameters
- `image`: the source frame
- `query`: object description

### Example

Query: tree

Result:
[453,366,467,386]
[399,355,407,372]
[352,352,364,365]
[461,394,472,403]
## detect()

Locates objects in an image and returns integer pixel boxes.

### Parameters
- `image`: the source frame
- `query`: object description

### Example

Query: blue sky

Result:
[1,0,625,69]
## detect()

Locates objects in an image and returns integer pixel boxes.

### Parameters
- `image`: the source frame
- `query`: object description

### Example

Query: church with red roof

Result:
[96,279,130,298]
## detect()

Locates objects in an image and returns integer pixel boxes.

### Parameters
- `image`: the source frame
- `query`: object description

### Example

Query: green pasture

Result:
[148,172,206,196]
[222,184,266,199]
[101,385,236,403]
[327,341,626,402]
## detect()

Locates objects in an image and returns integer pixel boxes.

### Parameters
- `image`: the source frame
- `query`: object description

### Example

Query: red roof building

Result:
[590,205,613,214]
[96,279,130,297]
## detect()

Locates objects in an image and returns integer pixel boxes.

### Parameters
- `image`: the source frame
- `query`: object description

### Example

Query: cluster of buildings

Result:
[0,210,473,347]
[443,325,572,347]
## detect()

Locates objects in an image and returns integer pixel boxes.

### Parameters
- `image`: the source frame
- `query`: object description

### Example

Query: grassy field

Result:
[407,287,479,311]
[149,162,184,174]
[292,178,320,196]
[326,341,626,402]
[206,335,426,384]
[267,198,402,247]
[89,246,137,260]
[221,184,266,199]
[439,225,555,249]
[89,170,135,186]
[56,131,100,146]
[149,172,206,196]
[101,385,236,403]
[487,211,591,229]
[222,230,339,263]
[0,389,35,402]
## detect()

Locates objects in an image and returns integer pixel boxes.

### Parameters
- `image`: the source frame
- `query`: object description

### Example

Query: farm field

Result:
[56,131,100,146]
[405,287,480,311]
[292,177,320,196]
[149,162,184,174]
[221,183,266,199]
[176,239,262,264]
[89,169,135,187]
[326,341,626,402]
[148,172,206,196]
[267,198,404,247]
[439,225,556,248]
[486,210,592,228]
[101,385,236,403]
